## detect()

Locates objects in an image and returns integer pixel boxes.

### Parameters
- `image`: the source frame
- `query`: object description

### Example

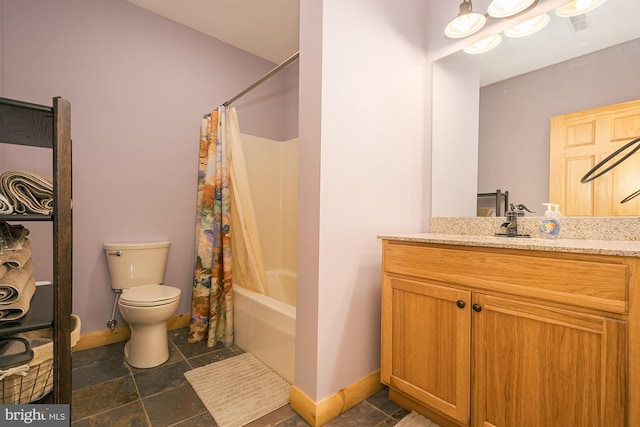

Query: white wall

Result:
[296,0,323,398]
[297,0,426,402]
[432,54,480,217]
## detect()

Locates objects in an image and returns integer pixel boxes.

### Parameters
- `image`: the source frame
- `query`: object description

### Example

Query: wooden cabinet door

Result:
[381,276,471,424]
[472,294,626,427]
[549,99,640,216]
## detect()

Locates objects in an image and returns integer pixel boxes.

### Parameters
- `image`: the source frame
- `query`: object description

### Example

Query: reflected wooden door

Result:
[549,99,640,216]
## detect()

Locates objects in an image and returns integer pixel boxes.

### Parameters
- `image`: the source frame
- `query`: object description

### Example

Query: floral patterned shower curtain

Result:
[188,107,233,347]
[188,106,268,347]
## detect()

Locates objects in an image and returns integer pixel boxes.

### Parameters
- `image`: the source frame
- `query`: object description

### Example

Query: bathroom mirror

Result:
[431,0,640,217]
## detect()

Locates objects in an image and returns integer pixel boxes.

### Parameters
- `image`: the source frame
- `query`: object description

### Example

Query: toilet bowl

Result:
[104,241,181,369]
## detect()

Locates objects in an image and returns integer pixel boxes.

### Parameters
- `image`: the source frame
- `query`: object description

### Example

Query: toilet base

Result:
[123,323,170,369]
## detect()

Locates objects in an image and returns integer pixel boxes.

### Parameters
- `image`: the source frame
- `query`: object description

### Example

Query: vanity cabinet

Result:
[381,239,631,427]
[382,276,471,423]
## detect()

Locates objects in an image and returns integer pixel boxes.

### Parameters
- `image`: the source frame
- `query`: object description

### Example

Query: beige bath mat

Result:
[395,411,441,427]
[184,353,290,427]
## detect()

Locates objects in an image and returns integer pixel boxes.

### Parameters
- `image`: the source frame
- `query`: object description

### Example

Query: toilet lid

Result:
[120,284,181,307]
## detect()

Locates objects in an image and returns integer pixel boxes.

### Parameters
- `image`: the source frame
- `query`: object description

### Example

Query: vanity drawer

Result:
[383,241,629,314]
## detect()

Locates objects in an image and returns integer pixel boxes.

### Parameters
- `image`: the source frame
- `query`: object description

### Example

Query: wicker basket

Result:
[0,314,80,404]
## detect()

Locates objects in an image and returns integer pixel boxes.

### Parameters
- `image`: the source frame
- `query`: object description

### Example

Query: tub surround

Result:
[380,216,640,426]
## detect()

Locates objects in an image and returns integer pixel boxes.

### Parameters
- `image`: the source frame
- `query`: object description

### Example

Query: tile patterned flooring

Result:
[71,327,413,426]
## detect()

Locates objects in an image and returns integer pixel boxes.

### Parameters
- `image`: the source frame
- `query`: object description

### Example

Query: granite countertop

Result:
[380,216,640,257]
[378,233,640,257]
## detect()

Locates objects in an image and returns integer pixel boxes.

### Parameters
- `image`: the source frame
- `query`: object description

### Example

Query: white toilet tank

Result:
[104,241,170,290]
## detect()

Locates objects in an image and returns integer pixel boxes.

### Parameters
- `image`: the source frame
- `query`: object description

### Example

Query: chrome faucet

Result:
[496,203,533,238]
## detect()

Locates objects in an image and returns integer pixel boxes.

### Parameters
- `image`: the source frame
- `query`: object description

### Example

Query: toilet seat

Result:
[119,284,181,307]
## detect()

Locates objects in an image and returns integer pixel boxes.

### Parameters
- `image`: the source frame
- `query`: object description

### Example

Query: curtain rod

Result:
[222,51,299,107]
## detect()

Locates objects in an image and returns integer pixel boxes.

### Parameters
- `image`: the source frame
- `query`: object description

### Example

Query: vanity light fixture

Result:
[504,12,550,37]
[488,0,537,18]
[463,34,503,54]
[445,0,539,39]
[555,0,608,17]
[445,0,487,38]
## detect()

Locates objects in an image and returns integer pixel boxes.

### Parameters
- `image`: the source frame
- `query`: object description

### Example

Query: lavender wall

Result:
[297,0,427,402]
[2,0,298,333]
[479,38,640,212]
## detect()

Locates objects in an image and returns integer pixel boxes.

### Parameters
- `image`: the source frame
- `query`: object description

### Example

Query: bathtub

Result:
[265,269,296,306]
[233,270,296,384]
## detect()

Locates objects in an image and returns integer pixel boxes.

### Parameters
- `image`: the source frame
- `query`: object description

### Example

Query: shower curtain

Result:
[188,106,268,347]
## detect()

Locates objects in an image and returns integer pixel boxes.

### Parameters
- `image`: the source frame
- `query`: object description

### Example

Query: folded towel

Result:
[0,276,35,321]
[0,238,31,269]
[0,170,53,215]
[0,194,13,214]
[0,222,27,253]
[0,335,51,361]
[0,258,34,303]
[1,223,29,243]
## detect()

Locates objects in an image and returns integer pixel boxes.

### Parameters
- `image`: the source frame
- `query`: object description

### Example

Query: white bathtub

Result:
[233,270,296,384]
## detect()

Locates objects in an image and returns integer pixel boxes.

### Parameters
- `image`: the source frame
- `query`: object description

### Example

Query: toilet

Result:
[104,241,181,368]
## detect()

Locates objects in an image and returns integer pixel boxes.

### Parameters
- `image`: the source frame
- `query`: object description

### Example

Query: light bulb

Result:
[445,10,486,38]
[517,20,534,32]
[463,34,502,54]
[575,0,592,10]
[497,0,518,12]
[556,0,607,17]
[504,13,550,38]
[453,15,474,32]
[488,0,535,18]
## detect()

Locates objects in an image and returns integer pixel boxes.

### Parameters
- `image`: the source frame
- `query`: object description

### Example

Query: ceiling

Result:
[126,0,300,64]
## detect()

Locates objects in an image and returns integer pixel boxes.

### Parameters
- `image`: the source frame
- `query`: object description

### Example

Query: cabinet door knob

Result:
[456,300,466,309]
[472,304,482,312]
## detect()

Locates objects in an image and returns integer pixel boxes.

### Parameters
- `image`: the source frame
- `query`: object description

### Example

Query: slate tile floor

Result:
[71,327,412,426]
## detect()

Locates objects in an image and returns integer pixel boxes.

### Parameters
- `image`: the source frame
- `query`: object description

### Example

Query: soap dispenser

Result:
[539,203,560,239]
[553,204,562,236]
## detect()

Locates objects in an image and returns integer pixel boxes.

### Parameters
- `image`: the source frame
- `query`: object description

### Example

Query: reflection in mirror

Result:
[432,0,640,217]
